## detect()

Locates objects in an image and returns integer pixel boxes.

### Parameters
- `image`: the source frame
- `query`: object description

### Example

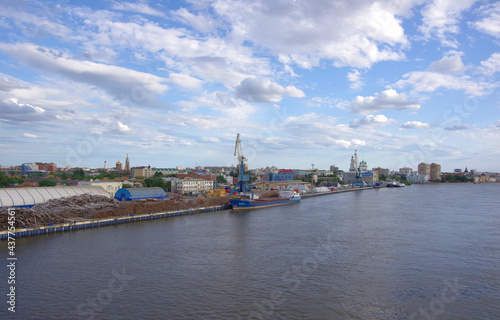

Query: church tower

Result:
[125,154,130,172]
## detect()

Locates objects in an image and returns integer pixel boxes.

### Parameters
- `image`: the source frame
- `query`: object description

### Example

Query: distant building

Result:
[131,166,152,178]
[268,169,296,181]
[454,168,463,173]
[330,165,339,172]
[90,180,123,198]
[37,162,57,172]
[116,161,122,170]
[430,163,442,181]
[359,160,368,172]
[125,154,130,172]
[172,178,213,194]
[399,167,413,175]
[407,172,429,183]
[372,167,390,178]
[418,163,430,180]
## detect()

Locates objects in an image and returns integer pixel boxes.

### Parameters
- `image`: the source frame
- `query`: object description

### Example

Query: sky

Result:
[0,0,499,172]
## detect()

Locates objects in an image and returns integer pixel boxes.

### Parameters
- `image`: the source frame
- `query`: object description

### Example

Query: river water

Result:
[1,184,499,319]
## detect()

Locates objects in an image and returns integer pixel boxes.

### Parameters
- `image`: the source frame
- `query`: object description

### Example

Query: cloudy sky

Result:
[0,0,499,172]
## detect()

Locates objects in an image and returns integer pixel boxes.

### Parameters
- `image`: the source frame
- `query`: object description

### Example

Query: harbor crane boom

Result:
[230,133,254,199]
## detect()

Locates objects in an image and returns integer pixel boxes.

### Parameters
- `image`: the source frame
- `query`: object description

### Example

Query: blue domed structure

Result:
[114,187,166,201]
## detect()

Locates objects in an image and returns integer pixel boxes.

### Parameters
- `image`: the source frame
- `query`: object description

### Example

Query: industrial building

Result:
[171,178,213,194]
[114,187,167,201]
[131,166,152,178]
[0,186,108,208]
[89,180,123,198]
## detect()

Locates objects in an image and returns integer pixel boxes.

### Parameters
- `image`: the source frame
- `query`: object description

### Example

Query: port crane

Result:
[230,133,254,199]
[351,150,365,187]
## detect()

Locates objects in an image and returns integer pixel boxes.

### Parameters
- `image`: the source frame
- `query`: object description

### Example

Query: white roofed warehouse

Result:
[0,186,108,208]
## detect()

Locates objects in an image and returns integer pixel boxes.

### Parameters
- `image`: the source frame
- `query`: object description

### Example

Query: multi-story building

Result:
[131,166,152,178]
[407,172,429,183]
[418,163,430,179]
[372,167,390,178]
[430,163,442,181]
[37,163,57,172]
[172,178,213,194]
[399,167,413,175]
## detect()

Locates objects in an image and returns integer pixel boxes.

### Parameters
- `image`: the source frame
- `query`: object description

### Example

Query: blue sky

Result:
[0,0,499,172]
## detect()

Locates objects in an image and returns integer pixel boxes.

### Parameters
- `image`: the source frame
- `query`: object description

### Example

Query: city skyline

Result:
[0,1,499,172]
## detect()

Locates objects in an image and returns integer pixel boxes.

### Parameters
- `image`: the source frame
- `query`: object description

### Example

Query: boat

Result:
[230,190,301,210]
[387,181,406,187]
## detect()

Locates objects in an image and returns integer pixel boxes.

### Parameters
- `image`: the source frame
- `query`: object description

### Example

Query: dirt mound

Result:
[260,191,280,198]
[0,194,231,230]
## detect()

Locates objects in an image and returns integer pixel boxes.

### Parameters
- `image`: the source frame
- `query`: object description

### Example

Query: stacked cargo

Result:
[205,188,227,198]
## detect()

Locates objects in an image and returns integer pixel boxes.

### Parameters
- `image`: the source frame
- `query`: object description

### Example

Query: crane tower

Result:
[230,133,254,199]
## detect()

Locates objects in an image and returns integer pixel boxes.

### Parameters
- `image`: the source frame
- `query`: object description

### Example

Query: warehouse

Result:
[114,187,167,201]
[0,186,108,208]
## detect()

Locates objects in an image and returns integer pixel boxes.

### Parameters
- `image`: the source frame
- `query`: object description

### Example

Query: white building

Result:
[407,172,429,183]
[172,178,213,194]
[89,180,123,198]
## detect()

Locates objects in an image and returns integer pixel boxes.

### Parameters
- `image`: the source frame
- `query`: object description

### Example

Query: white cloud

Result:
[471,2,500,38]
[479,52,500,76]
[0,5,71,38]
[400,121,431,129]
[428,54,466,73]
[174,7,217,33]
[347,70,363,90]
[351,89,420,114]
[0,43,169,108]
[201,136,221,143]
[234,78,305,103]
[168,73,203,89]
[349,114,397,128]
[419,0,478,47]
[23,133,39,138]
[0,98,50,122]
[393,71,489,95]
[111,1,165,17]
[444,124,471,131]
[212,0,408,69]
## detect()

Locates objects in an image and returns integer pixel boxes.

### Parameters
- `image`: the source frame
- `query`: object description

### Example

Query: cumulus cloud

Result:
[393,71,489,95]
[212,0,408,68]
[234,78,305,103]
[444,124,471,131]
[470,2,500,38]
[174,7,218,33]
[349,114,397,128]
[0,43,170,108]
[419,0,478,47]
[428,54,466,73]
[111,1,164,17]
[350,89,420,114]
[0,98,52,122]
[0,73,30,91]
[168,73,203,89]
[347,70,363,90]
[479,52,500,76]
[400,121,430,129]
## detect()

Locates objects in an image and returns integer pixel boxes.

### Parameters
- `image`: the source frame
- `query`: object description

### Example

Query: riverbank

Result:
[1,187,374,240]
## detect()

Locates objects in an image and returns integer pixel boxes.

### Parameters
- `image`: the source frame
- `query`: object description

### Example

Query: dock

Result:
[0,204,231,240]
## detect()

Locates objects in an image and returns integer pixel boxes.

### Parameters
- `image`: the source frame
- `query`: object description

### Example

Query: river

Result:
[1,184,499,319]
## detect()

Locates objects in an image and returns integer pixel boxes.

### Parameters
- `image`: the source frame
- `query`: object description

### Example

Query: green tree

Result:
[217,175,227,183]
[72,169,85,180]
[0,172,24,188]
[61,172,68,180]
[154,171,163,178]
[39,179,57,187]
[143,177,167,189]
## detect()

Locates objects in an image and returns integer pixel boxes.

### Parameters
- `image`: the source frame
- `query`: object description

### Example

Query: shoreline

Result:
[1,187,374,240]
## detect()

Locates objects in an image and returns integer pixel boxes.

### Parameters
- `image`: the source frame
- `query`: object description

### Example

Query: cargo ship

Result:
[230,190,301,211]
